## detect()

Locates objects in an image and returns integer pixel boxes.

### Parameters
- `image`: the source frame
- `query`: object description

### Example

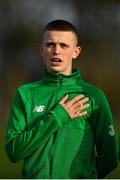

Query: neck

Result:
[47,68,72,76]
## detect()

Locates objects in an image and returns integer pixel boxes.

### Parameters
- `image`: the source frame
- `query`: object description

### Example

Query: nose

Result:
[53,44,61,54]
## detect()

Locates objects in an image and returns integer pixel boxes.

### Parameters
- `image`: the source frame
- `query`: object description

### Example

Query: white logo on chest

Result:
[33,105,45,112]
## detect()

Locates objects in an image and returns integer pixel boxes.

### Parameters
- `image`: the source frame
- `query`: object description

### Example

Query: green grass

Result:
[0,130,120,178]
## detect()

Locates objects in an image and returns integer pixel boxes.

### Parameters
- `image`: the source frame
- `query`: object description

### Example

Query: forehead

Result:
[43,30,77,44]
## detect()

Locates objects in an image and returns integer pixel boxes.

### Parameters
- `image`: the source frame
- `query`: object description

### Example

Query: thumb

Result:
[59,94,69,105]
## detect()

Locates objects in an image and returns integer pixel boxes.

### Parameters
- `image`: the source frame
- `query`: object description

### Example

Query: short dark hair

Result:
[43,19,79,44]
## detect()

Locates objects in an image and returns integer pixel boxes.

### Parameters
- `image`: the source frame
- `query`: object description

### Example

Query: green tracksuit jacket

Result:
[5,69,118,179]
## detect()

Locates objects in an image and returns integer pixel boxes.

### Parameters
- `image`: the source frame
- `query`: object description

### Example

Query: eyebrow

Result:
[44,41,70,47]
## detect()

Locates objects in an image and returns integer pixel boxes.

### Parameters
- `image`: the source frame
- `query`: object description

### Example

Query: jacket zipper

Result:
[50,75,63,178]
[55,75,63,101]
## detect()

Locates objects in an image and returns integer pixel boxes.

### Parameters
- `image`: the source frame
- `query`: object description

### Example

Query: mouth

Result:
[51,58,62,62]
[50,58,62,66]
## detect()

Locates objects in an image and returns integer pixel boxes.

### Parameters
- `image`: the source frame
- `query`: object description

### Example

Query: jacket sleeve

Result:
[91,90,119,178]
[5,89,71,163]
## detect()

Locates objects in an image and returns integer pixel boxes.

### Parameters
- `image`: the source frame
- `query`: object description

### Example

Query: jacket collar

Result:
[43,68,82,86]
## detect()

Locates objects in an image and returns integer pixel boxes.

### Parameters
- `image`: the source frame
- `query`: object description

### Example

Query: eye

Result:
[45,42,55,48]
[60,43,69,48]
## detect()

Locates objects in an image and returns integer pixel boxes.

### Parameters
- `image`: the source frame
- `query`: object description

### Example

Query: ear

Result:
[72,46,81,59]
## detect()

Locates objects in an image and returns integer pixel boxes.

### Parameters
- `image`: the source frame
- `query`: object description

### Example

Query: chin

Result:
[49,66,63,73]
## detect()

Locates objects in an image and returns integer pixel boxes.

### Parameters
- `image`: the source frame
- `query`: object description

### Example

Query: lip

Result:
[50,58,62,66]
[50,61,62,66]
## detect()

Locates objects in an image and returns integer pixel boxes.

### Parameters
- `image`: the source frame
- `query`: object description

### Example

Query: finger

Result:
[80,103,90,110]
[79,97,89,105]
[72,97,89,109]
[59,94,69,105]
[73,111,87,119]
[64,95,85,108]
[74,104,90,114]
[70,94,84,105]
[77,111,87,117]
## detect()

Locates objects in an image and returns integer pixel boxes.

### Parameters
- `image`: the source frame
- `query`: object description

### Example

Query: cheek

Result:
[42,50,49,62]
[45,49,53,58]
[65,51,74,60]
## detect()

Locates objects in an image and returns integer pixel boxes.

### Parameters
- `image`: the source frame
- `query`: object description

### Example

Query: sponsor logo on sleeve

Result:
[108,125,115,136]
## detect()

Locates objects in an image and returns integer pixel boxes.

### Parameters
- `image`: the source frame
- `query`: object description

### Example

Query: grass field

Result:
[0,130,120,178]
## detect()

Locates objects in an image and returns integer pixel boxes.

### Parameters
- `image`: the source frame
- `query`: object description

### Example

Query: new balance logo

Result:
[33,105,45,112]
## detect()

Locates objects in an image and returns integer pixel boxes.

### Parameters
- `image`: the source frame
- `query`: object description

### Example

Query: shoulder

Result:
[82,80,105,95]
[17,80,43,92]
[13,80,43,102]
[81,80,108,104]
[81,81,112,121]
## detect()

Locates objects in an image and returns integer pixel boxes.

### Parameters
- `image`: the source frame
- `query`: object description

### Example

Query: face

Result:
[40,30,81,75]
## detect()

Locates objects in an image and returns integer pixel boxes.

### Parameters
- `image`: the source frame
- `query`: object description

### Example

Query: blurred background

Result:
[0,0,120,178]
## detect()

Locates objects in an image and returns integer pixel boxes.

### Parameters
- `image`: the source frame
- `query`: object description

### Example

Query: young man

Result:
[5,20,118,179]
